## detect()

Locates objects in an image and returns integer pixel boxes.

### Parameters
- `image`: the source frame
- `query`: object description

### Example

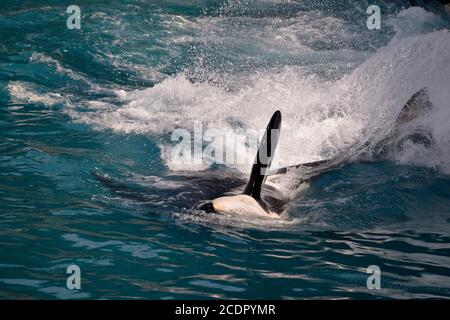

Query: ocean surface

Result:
[1,0,450,299]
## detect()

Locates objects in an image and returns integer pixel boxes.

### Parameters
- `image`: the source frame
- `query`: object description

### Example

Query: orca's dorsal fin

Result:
[244,110,282,200]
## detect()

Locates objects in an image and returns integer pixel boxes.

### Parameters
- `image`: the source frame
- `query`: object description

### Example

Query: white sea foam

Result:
[30,52,86,82]
[70,7,450,175]
[7,81,63,106]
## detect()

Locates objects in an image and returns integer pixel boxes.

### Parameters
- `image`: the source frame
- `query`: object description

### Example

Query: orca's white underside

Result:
[212,195,281,219]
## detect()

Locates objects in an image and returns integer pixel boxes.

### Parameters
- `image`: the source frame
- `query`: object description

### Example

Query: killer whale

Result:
[192,88,434,217]
[193,110,284,217]
[94,88,434,218]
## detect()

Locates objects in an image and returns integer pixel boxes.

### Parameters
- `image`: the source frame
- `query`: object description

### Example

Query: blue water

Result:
[1,1,450,299]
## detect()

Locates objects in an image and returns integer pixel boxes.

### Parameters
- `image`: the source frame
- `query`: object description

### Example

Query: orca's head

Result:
[191,110,283,218]
[193,195,280,218]
[193,200,215,213]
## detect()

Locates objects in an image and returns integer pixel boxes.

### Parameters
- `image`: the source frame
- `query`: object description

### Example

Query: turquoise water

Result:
[1,0,450,299]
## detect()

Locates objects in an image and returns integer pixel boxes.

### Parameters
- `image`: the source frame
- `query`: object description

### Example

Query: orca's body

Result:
[193,110,286,217]
[95,88,434,218]
[193,88,435,217]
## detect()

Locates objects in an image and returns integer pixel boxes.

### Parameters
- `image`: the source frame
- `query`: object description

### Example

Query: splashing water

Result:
[1,1,450,299]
